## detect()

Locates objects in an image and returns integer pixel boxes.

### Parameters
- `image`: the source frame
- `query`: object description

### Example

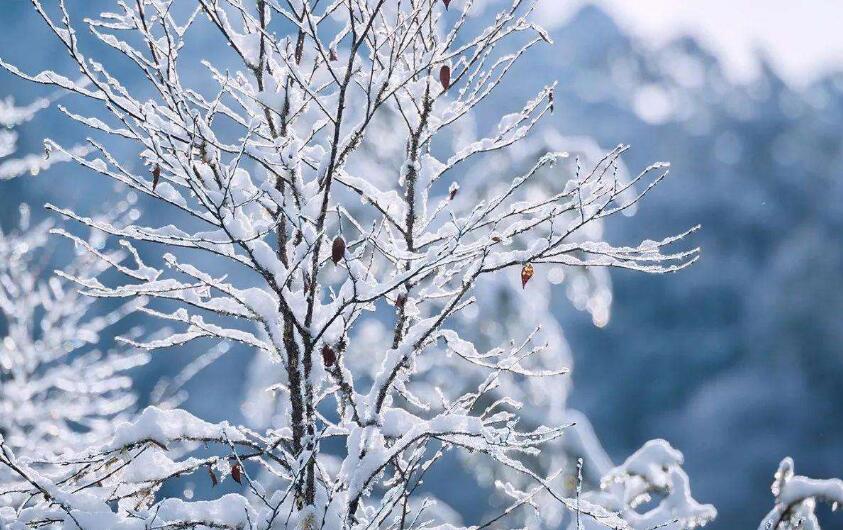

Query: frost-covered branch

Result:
[0,91,89,180]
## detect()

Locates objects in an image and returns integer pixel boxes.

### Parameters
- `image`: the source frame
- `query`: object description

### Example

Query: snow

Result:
[759,457,843,530]
[108,406,246,449]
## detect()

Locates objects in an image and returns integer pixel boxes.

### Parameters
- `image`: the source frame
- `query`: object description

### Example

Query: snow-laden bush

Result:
[0,1,715,528]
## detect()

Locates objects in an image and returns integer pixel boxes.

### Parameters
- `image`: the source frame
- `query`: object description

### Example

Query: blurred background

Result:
[2,1,843,528]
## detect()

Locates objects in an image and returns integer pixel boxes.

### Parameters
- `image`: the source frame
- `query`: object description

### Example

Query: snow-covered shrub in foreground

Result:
[0,0,710,528]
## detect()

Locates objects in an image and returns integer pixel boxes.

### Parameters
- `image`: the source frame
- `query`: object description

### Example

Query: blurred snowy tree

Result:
[0,205,148,455]
[0,125,149,510]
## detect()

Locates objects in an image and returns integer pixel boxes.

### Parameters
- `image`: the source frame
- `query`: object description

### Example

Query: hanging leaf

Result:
[332,236,346,264]
[294,30,305,64]
[231,462,242,484]
[151,164,161,191]
[521,263,534,289]
[439,65,451,91]
[207,465,218,487]
[321,344,336,368]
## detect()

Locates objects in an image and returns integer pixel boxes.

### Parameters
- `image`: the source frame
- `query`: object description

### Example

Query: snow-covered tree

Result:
[0,1,704,528]
[0,94,149,506]
[0,202,150,503]
[0,94,148,480]
[241,132,704,530]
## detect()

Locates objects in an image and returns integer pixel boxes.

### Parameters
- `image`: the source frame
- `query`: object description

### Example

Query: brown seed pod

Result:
[231,462,242,484]
[151,164,161,190]
[321,344,336,368]
[439,65,451,91]
[332,236,346,264]
[521,263,534,289]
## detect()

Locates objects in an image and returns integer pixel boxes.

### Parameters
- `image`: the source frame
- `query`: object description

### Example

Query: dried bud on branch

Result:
[331,236,346,264]
[439,65,451,91]
[151,164,161,190]
[448,182,459,200]
[321,344,337,368]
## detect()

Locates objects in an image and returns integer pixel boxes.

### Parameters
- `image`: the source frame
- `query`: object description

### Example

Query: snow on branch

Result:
[759,457,843,530]
[0,95,88,180]
[573,440,716,530]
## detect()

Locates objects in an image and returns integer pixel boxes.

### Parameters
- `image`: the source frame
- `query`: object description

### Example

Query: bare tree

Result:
[0,0,702,528]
